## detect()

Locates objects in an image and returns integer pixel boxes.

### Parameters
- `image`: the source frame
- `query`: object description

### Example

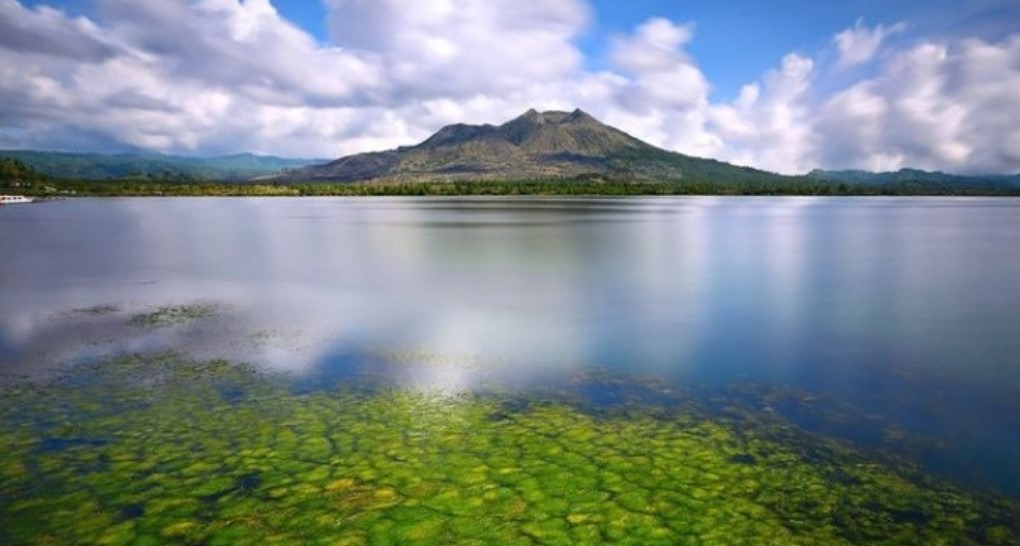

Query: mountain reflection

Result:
[3,197,1020,390]
[4,196,1020,493]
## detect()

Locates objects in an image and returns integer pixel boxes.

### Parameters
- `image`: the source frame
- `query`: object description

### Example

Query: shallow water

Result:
[2,197,1020,544]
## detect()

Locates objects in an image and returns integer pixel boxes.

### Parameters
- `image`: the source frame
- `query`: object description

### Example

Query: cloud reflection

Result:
[5,196,1020,498]
[2,197,1020,398]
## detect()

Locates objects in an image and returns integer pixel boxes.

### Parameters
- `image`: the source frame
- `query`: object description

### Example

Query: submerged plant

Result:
[68,304,121,316]
[1,354,1018,546]
[129,303,220,327]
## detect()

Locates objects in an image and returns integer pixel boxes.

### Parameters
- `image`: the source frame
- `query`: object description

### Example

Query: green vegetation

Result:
[129,303,220,327]
[5,109,1017,196]
[809,168,1020,189]
[0,151,324,181]
[4,149,1017,196]
[2,351,1019,546]
[0,157,47,186]
[68,304,121,316]
[8,177,1020,197]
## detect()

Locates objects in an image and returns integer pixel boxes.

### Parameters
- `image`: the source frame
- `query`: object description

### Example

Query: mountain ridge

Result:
[6,112,1017,188]
[0,150,326,181]
[279,109,789,185]
[808,168,1020,188]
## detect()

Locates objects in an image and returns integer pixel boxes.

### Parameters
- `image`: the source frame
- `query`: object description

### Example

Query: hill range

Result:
[277,109,788,185]
[0,151,325,181]
[3,109,1017,191]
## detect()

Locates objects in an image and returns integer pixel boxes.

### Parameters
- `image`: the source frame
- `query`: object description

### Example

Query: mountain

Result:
[281,109,791,184]
[808,168,1020,189]
[0,150,326,181]
[0,157,46,183]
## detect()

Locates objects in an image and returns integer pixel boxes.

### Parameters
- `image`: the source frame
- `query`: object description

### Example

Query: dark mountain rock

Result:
[310,151,402,183]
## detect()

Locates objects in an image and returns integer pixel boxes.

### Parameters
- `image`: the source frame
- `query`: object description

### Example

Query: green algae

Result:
[2,354,1020,546]
[129,303,220,327]
[67,304,121,316]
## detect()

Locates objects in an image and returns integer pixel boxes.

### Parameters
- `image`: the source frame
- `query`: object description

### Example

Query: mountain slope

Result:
[808,168,1020,189]
[0,151,326,181]
[0,157,47,183]
[282,109,791,184]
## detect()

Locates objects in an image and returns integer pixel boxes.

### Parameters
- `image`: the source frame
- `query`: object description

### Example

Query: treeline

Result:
[0,158,47,184]
[5,151,1018,197]
[0,150,323,181]
[9,176,1020,197]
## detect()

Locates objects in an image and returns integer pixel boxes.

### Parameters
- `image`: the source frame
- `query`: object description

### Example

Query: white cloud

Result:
[700,22,1020,174]
[706,54,816,173]
[611,17,694,73]
[0,0,115,61]
[816,36,1020,173]
[95,0,379,105]
[0,0,593,157]
[326,0,589,101]
[1,0,397,156]
[834,19,906,68]
[593,18,720,156]
[609,18,707,110]
[0,2,1018,175]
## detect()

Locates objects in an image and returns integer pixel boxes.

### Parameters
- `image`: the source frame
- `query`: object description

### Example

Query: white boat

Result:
[0,195,35,205]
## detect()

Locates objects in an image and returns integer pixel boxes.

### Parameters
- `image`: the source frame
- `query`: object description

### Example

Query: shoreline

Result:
[8,179,1020,198]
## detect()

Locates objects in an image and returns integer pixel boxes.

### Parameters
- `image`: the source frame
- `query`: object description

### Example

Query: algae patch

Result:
[1,354,1019,546]
[129,303,221,327]
[67,304,121,316]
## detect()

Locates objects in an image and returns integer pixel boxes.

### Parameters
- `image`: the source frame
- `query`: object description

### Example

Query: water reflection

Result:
[3,198,1019,385]
[2,197,1020,494]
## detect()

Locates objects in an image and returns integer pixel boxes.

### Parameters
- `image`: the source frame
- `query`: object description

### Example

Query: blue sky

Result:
[2,0,1020,173]
[270,0,1020,100]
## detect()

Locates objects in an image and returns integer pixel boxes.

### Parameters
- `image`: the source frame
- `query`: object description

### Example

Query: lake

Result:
[2,196,1019,545]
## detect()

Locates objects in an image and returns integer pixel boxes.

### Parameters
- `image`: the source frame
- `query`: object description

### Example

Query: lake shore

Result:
[7,178,1020,198]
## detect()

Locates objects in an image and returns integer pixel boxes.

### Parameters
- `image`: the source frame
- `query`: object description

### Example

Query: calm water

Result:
[2,196,1020,497]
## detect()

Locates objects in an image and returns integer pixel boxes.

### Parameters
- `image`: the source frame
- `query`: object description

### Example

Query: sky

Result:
[1,0,1019,174]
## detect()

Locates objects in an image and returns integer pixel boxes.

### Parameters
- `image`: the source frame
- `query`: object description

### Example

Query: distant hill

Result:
[7,120,1018,193]
[808,168,1020,190]
[280,109,794,185]
[0,157,47,185]
[0,151,325,181]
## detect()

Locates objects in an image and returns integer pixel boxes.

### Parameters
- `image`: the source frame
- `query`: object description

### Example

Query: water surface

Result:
[2,197,1020,543]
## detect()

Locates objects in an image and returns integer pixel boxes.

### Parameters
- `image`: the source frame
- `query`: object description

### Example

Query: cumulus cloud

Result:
[595,17,718,155]
[0,0,389,155]
[816,36,1020,173]
[834,19,906,68]
[95,0,379,106]
[0,0,593,156]
[326,0,588,100]
[703,21,1020,174]
[707,54,816,173]
[0,1,1019,174]
[610,18,707,110]
[0,0,115,61]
